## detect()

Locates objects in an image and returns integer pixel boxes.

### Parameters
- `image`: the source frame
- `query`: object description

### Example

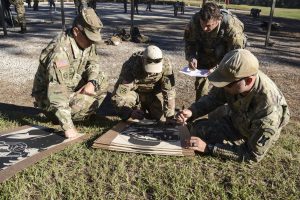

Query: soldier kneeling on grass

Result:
[176,49,290,162]
[32,8,108,138]
[111,45,176,124]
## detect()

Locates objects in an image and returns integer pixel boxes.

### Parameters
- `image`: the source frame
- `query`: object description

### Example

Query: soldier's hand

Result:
[188,136,207,152]
[176,109,192,125]
[188,58,197,70]
[64,127,81,138]
[78,82,96,96]
[131,109,145,120]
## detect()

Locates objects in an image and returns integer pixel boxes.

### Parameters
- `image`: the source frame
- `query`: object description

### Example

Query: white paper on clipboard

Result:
[179,66,210,77]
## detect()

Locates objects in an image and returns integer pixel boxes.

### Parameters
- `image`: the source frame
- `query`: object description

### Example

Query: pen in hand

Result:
[181,105,187,126]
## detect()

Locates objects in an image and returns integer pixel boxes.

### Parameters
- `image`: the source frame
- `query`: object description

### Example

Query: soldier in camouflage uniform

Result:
[111,45,176,123]
[184,2,246,100]
[74,0,96,14]
[9,0,26,33]
[74,0,80,14]
[33,0,38,11]
[32,8,108,138]
[176,49,290,162]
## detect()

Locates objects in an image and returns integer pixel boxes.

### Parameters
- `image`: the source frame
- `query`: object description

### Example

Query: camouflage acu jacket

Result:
[190,71,290,162]
[32,30,103,130]
[9,0,23,5]
[184,10,246,69]
[112,51,176,119]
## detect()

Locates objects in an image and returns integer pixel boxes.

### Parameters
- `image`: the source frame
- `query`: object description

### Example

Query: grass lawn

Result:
[225,4,300,20]
[180,1,300,20]
[0,111,299,199]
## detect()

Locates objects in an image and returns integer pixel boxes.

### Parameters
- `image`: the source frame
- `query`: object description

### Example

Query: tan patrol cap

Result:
[143,45,163,73]
[208,49,259,87]
[78,8,103,43]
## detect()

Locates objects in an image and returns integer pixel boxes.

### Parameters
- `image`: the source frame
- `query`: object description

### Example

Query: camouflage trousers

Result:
[131,35,150,43]
[74,0,96,13]
[194,52,220,101]
[189,116,246,146]
[189,115,281,161]
[195,77,210,101]
[73,0,80,14]
[36,76,108,130]
[9,0,26,28]
[42,91,106,129]
[33,0,39,11]
[113,90,165,121]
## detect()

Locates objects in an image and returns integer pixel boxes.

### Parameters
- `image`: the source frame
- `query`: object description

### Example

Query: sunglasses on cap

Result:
[225,77,246,88]
[146,72,159,76]
[145,58,162,64]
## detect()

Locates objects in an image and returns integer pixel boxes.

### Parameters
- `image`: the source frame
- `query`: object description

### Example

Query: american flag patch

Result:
[55,59,69,68]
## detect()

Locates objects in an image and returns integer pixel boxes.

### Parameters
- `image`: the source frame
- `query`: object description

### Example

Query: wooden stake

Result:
[265,0,276,47]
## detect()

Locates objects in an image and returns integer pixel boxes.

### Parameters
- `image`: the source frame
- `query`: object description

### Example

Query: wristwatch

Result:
[205,144,215,154]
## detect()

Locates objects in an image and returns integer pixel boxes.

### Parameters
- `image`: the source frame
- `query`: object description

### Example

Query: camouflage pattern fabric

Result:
[74,0,96,13]
[189,71,290,162]
[174,2,180,17]
[26,0,32,8]
[48,0,55,11]
[180,2,185,14]
[32,31,108,131]
[105,28,131,46]
[134,0,139,14]
[105,36,121,46]
[195,77,210,100]
[81,0,97,10]
[133,35,150,43]
[131,26,150,43]
[9,0,26,28]
[123,0,127,13]
[111,51,176,121]
[33,0,38,11]
[115,28,131,41]
[184,10,246,100]
[1,0,13,27]
[87,0,97,10]
[74,0,80,13]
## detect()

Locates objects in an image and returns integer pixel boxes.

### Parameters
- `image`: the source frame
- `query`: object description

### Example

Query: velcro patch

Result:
[55,59,69,68]
[118,87,127,94]
[122,80,131,84]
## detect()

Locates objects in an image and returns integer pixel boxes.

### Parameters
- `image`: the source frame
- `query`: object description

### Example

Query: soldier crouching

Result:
[111,45,176,124]
[32,8,108,138]
[176,49,290,163]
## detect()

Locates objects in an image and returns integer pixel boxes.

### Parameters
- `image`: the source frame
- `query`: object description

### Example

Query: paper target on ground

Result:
[93,120,194,156]
[0,126,85,183]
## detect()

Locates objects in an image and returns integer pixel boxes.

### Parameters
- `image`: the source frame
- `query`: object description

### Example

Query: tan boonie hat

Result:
[78,8,103,43]
[208,49,259,87]
[143,45,163,73]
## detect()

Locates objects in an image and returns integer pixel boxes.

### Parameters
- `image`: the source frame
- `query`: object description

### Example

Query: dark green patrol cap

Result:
[77,8,103,43]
